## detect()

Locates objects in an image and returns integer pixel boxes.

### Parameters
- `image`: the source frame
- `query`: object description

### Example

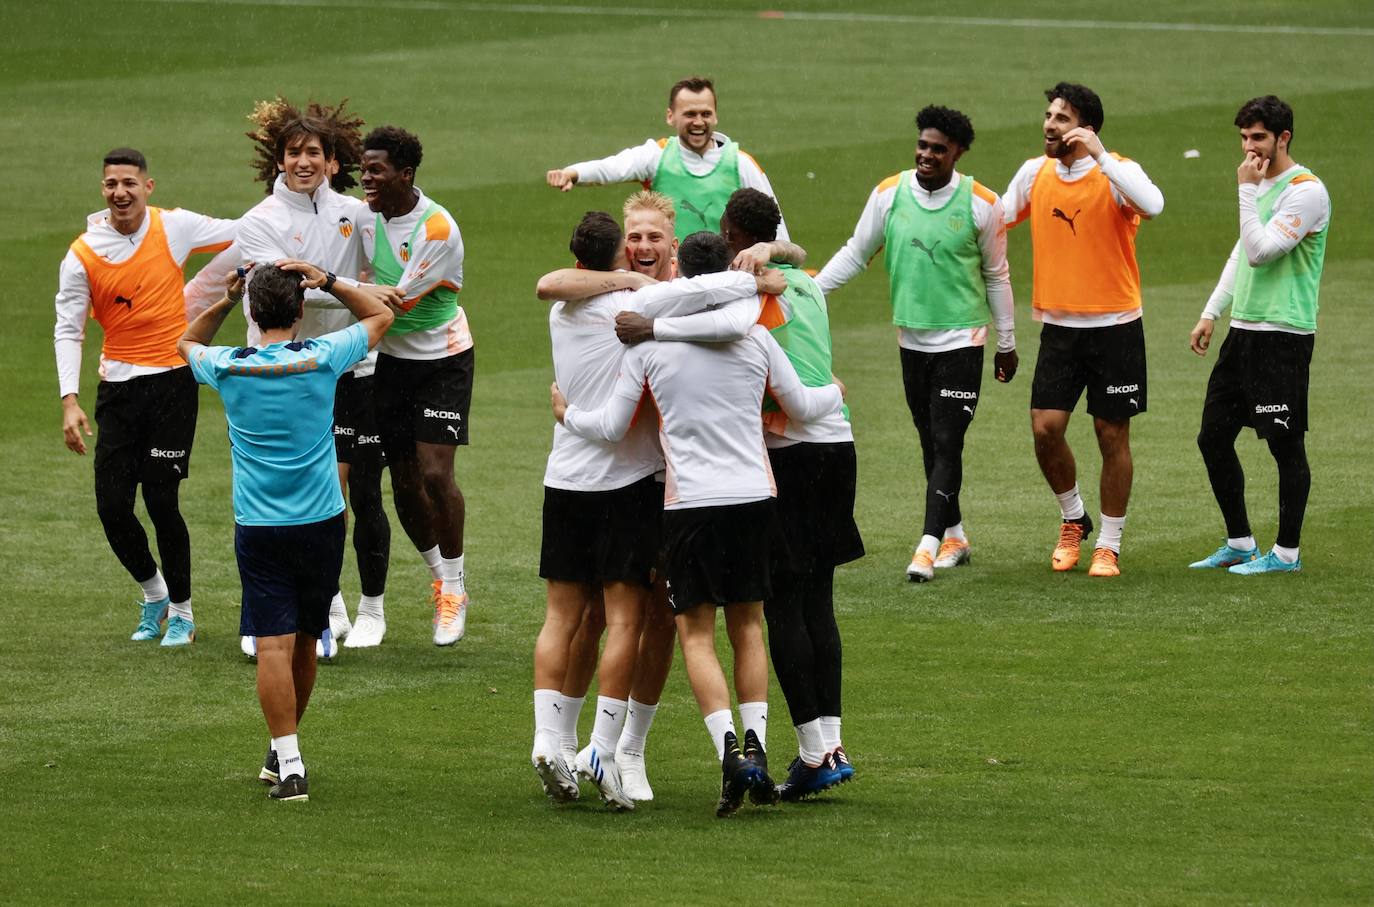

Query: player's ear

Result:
[145,177,155,196]
[665,107,675,126]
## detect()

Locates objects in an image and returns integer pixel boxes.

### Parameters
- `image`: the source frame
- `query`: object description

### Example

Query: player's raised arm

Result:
[536,268,653,302]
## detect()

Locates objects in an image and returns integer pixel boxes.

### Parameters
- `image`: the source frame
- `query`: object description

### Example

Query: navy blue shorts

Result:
[235,513,346,638]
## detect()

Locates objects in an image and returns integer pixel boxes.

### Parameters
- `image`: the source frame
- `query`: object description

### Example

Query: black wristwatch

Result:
[322,271,338,293]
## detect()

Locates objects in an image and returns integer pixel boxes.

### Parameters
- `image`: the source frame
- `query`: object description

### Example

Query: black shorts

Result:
[768,442,864,573]
[900,345,984,428]
[333,372,386,470]
[540,474,662,586]
[662,499,776,614]
[375,349,474,460]
[93,367,198,485]
[1031,319,1147,420]
[235,513,346,639]
[1202,327,1313,439]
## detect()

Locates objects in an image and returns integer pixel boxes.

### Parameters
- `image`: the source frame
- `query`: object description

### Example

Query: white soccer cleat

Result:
[532,738,580,804]
[343,613,386,648]
[240,635,257,659]
[433,592,467,646]
[616,747,654,801]
[329,604,352,643]
[575,745,634,811]
[315,628,337,660]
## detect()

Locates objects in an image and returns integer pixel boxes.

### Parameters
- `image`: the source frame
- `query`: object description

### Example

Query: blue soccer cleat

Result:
[130,598,169,641]
[832,745,855,784]
[1229,551,1302,575]
[160,615,196,647]
[1190,543,1260,569]
[776,755,843,802]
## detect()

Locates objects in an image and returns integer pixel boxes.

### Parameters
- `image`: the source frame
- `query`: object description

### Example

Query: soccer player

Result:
[54,147,235,646]
[357,126,473,647]
[817,105,1016,583]
[1003,83,1164,577]
[1188,96,1330,575]
[234,104,393,652]
[536,190,796,801]
[179,261,395,801]
[533,212,779,808]
[554,231,845,817]
[545,76,789,241]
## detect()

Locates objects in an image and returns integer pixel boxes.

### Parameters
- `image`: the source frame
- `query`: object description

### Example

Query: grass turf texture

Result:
[2,1,1372,902]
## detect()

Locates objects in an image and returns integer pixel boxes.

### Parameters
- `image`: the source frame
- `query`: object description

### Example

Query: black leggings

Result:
[95,474,190,603]
[347,465,391,598]
[1198,422,1310,549]
[764,565,842,726]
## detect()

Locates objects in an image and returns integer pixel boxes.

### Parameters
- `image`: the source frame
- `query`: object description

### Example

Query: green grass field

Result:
[2,1,1372,903]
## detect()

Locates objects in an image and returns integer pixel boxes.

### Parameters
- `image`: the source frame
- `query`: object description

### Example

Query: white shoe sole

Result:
[575,748,633,811]
[533,754,580,803]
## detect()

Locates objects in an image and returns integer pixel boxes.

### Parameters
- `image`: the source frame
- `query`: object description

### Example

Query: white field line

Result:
[137,0,1374,39]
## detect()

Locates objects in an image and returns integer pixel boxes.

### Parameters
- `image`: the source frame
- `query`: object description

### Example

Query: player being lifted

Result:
[533,211,780,808]
[232,99,394,653]
[1188,96,1330,575]
[1004,83,1163,577]
[554,231,845,817]
[817,104,1015,583]
[357,126,473,646]
[545,76,789,242]
[55,147,235,646]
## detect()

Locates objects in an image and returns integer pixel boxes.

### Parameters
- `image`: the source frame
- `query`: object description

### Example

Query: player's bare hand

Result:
[61,396,92,455]
[276,258,327,286]
[832,374,847,400]
[615,312,655,345]
[1237,151,1267,185]
[360,284,408,313]
[994,349,1019,383]
[756,268,787,296]
[546,168,578,192]
[1190,317,1215,356]
[225,262,253,303]
[730,243,771,274]
[550,381,569,423]
[1061,126,1105,159]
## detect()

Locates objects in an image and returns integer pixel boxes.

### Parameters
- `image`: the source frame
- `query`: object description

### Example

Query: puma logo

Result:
[602,709,617,719]
[679,198,716,229]
[292,232,303,245]
[446,424,460,440]
[1129,398,1139,409]
[1273,416,1290,429]
[1052,207,1081,235]
[552,702,562,714]
[910,237,941,262]
[935,489,955,502]
[962,405,975,416]
[115,294,134,310]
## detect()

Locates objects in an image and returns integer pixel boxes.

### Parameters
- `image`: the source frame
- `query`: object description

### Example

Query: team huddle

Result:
[55,78,1330,811]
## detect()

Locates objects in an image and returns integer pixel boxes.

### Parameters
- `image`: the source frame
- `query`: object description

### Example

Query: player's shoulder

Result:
[967,176,999,206]
[876,171,905,194]
[421,202,461,243]
[239,193,286,223]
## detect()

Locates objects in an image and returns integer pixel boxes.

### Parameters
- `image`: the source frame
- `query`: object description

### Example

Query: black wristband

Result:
[323,271,337,293]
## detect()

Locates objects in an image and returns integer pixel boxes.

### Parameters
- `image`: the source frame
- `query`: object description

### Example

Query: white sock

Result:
[917,534,939,558]
[138,571,169,603]
[943,522,967,542]
[794,719,827,767]
[1272,544,1299,564]
[357,594,384,620]
[272,733,304,780]
[1055,484,1086,521]
[168,599,192,622]
[704,708,736,761]
[619,698,658,756]
[533,689,561,742]
[329,591,347,620]
[1229,536,1257,552]
[819,715,842,751]
[420,545,443,581]
[1098,513,1126,553]
[440,554,466,596]
[737,700,769,751]
[590,696,628,754]
[557,694,584,754]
